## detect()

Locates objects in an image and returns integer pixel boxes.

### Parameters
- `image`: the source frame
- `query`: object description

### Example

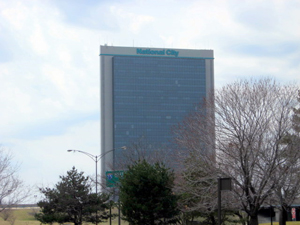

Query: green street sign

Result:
[106,170,124,187]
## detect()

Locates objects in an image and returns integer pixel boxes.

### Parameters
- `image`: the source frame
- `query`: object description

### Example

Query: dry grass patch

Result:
[0,208,128,225]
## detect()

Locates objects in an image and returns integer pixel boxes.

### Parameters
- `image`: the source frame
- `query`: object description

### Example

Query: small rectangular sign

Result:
[220,178,232,191]
[292,208,296,220]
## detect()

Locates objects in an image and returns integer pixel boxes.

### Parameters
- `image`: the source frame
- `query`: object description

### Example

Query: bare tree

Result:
[0,208,13,221]
[272,153,300,225]
[270,89,300,225]
[174,99,237,225]
[0,147,30,211]
[174,78,298,225]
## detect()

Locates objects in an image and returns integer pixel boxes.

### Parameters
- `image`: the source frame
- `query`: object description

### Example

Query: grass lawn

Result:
[260,223,300,225]
[0,209,40,225]
[0,208,128,225]
[6,208,300,225]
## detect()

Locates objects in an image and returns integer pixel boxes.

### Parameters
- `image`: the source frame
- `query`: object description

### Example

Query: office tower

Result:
[100,45,214,177]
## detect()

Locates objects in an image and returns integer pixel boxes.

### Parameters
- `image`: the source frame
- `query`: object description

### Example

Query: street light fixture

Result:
[67,146,126,225]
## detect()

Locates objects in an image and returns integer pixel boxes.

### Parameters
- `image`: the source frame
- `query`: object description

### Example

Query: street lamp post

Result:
[67,146,126,225]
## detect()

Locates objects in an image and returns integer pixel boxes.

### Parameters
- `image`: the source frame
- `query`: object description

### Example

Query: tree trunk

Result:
[209,214,216,225]
[279,206,288,225]
[249,215,259,225]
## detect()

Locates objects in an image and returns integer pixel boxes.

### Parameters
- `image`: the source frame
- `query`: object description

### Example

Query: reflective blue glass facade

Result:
[100,46,214,175]
[113,56,206,162]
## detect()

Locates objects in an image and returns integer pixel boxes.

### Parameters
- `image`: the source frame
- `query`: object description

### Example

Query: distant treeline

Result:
[8,204,38,208]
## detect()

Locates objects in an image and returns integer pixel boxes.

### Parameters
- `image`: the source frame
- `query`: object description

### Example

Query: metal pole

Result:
[109,204,112,225]
[118,200,121,225]
[218,178,221,225]
[96,156,98,194]
[95,156,98,225]
[271,205,273,225]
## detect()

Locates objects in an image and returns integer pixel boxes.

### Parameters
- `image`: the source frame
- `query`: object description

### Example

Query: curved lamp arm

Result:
[67,149,98,161]
[67,146,127,162]
[99,146,127,158]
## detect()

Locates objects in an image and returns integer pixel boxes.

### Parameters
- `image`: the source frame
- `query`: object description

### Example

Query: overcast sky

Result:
[0,0,299,203]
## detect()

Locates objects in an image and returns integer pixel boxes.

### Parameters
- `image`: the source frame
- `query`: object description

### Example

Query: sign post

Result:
[218,178,232,225]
